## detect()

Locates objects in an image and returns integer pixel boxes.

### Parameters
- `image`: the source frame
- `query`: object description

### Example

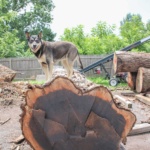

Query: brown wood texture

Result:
[136,67,150,93]
[0,64,16,82]
[21,77,136,150]
[113,52,150,73]
[127,72,137,90]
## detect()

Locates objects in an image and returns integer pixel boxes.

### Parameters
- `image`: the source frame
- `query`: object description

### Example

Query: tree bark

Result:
[0,64,16,82]
[136,67,150,93]
[21,77,136,150]
[113,52,150,73]
[127,72,137,90]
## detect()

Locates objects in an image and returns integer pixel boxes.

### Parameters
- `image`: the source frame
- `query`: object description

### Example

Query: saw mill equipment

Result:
[79,36,150,86]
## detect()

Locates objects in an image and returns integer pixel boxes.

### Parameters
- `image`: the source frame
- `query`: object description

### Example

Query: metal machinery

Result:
[79,36,150,86]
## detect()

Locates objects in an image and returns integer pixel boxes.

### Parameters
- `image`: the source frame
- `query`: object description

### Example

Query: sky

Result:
[51,0,150,40]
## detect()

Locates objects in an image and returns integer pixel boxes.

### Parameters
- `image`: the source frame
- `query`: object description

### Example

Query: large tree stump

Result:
[113,52,150,73]
[136,67,150,93]
[0,64,16,82]
[127,72,137,90]
[21,77,136,150]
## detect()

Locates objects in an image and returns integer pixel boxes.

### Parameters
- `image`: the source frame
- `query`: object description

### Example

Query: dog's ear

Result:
[25,31,30,39]
[38,31,42,39]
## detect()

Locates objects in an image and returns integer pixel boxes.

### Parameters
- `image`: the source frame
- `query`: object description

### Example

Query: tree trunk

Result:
[0,64,16,82]
[113,52,150,73]
[136,67,150,93]
[21,77,136,150]
[127,72,137,90]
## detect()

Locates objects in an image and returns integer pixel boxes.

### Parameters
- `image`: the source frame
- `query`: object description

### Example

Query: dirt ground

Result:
[112,90,150,150]
[0,79,150,150]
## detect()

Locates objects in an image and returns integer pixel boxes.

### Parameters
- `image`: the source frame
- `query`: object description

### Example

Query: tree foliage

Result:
[9,0,56,46]
[61,22,127,55]
[0,2,150,58]
[120,13,150,52]
[0,0,55,58]
[61,14,150,54]
[91,21,116,38]
[61,25,87,54]
[120,13,145,43]
[0,0,25,58]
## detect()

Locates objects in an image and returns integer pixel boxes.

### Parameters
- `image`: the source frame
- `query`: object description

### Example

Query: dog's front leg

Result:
[41,63,49,81]
[46,61,54,82]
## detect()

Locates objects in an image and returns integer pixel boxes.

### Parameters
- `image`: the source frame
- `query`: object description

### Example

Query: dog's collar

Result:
[34,41,45,58]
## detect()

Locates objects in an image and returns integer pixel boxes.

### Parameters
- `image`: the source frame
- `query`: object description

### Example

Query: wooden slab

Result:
[129,123,150,136]
[135,95,150,106]
[22,77,136,150]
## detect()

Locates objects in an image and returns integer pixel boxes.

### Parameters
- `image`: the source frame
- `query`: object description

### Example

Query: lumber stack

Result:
[113,52,150,93]
[21,77,136,150]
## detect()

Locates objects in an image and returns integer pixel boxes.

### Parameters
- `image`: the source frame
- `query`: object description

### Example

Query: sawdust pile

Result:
[51,68,99,92]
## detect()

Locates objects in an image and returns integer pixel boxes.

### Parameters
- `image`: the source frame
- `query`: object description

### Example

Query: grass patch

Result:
[88,77,110,86]
[29,80,45,85]
[88,77,128,89]
[14,77,128,90]
[13,79,45,85]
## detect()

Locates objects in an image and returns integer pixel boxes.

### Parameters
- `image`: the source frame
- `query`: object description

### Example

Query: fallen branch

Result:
[0,118,11,125]
[11,135,25,144]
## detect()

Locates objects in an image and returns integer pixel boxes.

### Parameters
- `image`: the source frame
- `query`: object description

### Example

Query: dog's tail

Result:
[77,53,83,69]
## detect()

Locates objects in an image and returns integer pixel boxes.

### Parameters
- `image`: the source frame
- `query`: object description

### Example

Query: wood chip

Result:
[114,95,132,109]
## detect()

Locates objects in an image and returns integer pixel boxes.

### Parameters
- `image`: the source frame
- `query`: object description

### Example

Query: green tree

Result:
[60,23,125,55]
[120,13,142,26]
[9,0,56,50]
[120,14,145,43]
[91,21,116,38]
[90,21,125,54]
[0,0,25,58]
[120,13,150,52]
[60,14,150,55]
[61,25,87,54]
[145,20,150,36]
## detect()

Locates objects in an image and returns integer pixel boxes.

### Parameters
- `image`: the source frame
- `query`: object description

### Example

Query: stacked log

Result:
[127,72,137,90]
[0,64,16,82]
[136,67,150,93]
[113,52,150,93]
[21,77,136,150]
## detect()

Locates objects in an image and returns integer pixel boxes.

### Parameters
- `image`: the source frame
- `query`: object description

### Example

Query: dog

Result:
[25,31,83,82]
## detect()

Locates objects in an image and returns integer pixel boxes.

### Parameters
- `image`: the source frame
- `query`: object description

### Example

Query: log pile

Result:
[113,52,150,93]
[0,64,16,82]
[21,77,136,150]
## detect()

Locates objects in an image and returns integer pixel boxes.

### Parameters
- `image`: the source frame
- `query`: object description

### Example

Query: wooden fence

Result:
[0,55,113,80]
